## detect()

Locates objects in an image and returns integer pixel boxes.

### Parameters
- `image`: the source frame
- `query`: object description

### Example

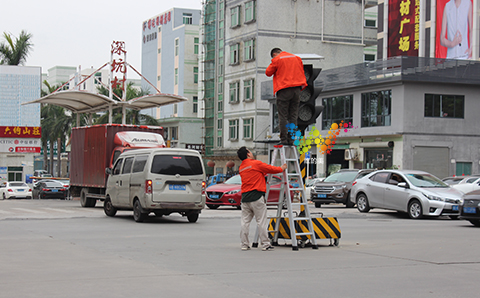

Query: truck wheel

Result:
[80,188,96,207]
[133,200,147,222]
[187,212,199,223]
[314,202,321,208]
[104,197,117,217]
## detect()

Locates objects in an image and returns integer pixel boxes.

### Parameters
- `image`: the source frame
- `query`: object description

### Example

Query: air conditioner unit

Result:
[344,149,357,160]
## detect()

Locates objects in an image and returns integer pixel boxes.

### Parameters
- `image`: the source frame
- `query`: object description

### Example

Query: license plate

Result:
[52,189,58,192]
[464,207,476,214]
[209,194,219,199]
[452,205,459,211]
[316,194,327,198]
[169,184,186,191]
[17,189,24,192]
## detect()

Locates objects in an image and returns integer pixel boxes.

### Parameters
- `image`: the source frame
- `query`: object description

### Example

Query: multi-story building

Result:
[0,65,41,182]
[141,8,203,150]
[201,0,377,174]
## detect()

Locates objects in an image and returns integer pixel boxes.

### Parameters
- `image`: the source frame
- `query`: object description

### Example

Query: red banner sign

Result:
[388,0,420,57]
[15,147,41,153]
[0,126,41,138]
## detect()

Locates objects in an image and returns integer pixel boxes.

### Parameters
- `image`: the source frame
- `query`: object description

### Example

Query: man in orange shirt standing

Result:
[265,48,307,145]
[237,146,287,251]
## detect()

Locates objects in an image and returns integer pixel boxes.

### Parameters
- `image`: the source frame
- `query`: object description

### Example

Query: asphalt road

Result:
[0,199,479,298]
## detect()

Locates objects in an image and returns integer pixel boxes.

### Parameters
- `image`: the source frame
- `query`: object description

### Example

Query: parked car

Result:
[310,169,374,208]
[304,178,324,201]
[32,180,68,200]
[441,176,467,185]
[460,190,480,227]
[452,176,480,193]
[0,182,32,199]
[350,170,463,219]
[205,174,294,209]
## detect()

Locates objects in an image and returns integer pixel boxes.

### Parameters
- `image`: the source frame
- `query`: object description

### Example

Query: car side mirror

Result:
[397,182,408,188]
[105,168,112,175]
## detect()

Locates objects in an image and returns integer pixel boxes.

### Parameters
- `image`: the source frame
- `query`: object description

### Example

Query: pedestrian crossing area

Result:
[0,200,103,219]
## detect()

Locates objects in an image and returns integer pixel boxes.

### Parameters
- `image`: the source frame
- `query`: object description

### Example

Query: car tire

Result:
[207,204,220,209]
[408,200,423,219]
[103,197,117,217]
[236,205,242,210]
[133,200,147,222]
[80,188,96,208]
[356,193,370,213]
[2,193,5,200]
[187,212,199,223]
[468,220,480,227]
[314,202,321,208]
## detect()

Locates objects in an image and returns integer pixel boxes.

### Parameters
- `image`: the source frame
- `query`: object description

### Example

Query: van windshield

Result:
[151,155,203,175]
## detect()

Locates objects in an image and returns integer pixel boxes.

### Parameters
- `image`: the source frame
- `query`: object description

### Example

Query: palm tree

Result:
[94,81,159,125]
[0,30,33,65]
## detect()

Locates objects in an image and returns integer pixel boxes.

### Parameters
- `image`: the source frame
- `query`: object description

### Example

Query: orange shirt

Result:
[239,159,284,193]
[265,51,307,95]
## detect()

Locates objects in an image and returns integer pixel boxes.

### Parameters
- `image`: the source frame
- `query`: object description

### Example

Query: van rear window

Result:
[151,155,203,175]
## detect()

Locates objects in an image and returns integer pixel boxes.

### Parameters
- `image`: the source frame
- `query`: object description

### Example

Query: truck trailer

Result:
[69,124,165,207]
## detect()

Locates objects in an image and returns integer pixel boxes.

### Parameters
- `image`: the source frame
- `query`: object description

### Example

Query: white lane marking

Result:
[0,209,12,214]
[11,208,46,214]
[42,207,75,213]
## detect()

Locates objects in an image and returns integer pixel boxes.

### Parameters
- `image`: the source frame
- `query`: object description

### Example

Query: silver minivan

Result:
[104,148,206,222]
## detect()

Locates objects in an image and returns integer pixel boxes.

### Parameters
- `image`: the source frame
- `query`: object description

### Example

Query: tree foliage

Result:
[0,30,33,65]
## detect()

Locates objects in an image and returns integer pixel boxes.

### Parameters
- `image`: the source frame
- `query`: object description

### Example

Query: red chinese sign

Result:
[110,41,127,97]
[388,0,420,57]
[15,147,41,153]
[143,11,171,31]
[0,126,41,138]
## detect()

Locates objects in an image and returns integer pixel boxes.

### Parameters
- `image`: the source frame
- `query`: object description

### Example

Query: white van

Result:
[104,148,206,222]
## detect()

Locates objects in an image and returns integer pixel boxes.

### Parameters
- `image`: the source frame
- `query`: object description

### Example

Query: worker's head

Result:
[237,146,252,161]
[270,48,282,58]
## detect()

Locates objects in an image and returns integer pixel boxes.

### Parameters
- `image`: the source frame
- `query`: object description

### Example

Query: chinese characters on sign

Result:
[143,11,171,44]
[185,144,205,154]
[111,41,127,99]
[0,126,41,138]
[388,0,419,57]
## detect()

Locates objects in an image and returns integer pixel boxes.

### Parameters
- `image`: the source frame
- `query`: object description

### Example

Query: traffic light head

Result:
[297,64,323,132]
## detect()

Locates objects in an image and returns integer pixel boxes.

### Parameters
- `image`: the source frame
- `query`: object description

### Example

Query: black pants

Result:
[276,87,301,144]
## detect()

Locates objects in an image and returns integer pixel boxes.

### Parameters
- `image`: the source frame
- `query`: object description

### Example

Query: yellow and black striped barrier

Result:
[268,217,341,241]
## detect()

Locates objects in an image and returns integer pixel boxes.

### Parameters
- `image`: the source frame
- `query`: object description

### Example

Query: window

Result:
[171,126,178,140]
[322,95,353,130]
[364,54,376,61]
[194,37,199,54]
[174,68,178,85]
[370,172,390,183]
[193,67,198,84]
[122,157,134,174]
[219,20,225,39]
[173,104,178,115]
[193,96,198,113]
[229,119,239,140]
[175,38,179,56]
[112,159,123,175]
[132,156,148,173]
[151,155,203,175]
[245,1,256,23]
[230,43,239,65]
[231,6,240,28]
[361,90,392,127]
[229,82,239,103]
[217,136,223,147]
[244,39,255,61]
[157,75,161,81]
[218,100,223,112]
[218,119,223,129]
[456,162,472,176]
[244,79,254,101]
[183,13,193,25]
[364,149,393,169]
[218,76,224,93]
[7,166,23,181]
[424,94,464,118]
[365,19,376,27]
[243,118,254,139]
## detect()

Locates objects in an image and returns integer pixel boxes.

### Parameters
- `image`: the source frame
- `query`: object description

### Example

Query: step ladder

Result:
[253,144,318,251]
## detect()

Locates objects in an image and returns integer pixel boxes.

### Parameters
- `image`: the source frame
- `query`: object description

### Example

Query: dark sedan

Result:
[460,190,480,226]
[33,181,68,200]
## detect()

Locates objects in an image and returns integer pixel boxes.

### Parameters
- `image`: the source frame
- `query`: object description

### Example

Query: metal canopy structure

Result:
[22,90,188,114]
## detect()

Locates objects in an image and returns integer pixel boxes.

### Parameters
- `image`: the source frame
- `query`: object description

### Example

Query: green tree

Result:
[94,81,159,125]
[0,30,33,65]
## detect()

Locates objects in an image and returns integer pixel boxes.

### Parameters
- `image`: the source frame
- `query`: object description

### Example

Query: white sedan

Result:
[0,182,32,199]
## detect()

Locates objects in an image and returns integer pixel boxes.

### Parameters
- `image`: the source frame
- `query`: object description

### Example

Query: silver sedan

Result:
[350,170,463,219]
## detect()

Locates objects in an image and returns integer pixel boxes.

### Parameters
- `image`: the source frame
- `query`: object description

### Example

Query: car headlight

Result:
[423,193,444,201]
[226,189,241,195]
